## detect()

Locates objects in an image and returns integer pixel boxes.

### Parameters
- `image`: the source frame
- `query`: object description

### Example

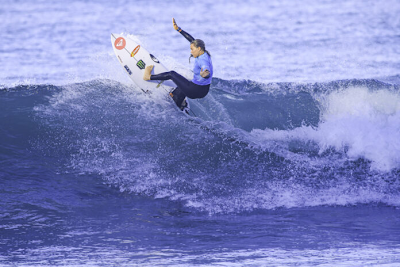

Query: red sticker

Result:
[131,45,140,57]
[114,37,126,50]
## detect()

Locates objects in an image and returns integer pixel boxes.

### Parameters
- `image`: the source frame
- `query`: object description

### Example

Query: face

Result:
[190,43,202,58]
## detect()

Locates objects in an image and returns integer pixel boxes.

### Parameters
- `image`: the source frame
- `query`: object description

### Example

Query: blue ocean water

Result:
[1,0,400,266]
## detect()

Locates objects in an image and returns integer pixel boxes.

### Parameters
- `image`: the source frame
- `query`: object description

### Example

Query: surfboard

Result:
[110,33,189,113]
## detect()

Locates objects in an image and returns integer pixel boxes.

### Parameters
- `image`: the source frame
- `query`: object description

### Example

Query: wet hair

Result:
[189,39,211,62]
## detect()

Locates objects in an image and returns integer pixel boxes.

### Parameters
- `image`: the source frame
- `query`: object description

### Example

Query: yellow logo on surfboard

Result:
[131,45,140,57]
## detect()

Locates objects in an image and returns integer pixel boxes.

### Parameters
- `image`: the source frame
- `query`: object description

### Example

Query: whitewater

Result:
[1,0,400,266]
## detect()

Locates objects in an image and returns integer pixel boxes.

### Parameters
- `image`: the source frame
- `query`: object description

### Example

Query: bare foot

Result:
[143,65,154,81]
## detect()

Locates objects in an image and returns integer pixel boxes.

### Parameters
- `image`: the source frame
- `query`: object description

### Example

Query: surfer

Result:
[144,18,213,108]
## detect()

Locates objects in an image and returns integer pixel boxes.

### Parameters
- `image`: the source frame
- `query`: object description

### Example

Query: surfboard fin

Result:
[156,81,164,88]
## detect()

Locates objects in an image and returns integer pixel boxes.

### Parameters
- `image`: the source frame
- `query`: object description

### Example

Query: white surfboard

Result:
[111,33,190,113]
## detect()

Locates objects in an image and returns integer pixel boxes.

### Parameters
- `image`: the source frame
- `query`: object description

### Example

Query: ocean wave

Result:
[1,78,400,213]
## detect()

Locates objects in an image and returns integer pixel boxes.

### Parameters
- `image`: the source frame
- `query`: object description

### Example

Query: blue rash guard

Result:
[192,53,213,86]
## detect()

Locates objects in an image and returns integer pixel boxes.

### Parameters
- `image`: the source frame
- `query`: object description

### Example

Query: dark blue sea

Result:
[1,0,400,266]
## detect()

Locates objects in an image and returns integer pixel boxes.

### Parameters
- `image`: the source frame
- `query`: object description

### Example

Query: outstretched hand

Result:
[172,18,179,31]
[200,68,210,78]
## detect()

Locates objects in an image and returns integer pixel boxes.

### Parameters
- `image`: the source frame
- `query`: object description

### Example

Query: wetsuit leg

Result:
[170,87,186,108]
[150,71,209,99]
[151,71,191,94]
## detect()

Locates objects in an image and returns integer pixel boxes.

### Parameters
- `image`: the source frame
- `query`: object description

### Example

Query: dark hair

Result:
[189,39,211,63]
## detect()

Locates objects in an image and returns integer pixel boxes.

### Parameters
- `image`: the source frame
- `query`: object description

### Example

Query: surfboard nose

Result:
[111,33,120,40]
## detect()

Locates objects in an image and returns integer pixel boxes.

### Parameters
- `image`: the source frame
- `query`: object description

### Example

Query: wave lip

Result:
[314,86,400,171]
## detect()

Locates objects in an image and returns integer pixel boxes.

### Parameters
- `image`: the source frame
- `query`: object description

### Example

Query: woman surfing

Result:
[143,18,213,109]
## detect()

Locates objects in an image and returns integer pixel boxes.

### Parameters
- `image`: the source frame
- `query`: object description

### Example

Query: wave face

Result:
[1,78,400,214]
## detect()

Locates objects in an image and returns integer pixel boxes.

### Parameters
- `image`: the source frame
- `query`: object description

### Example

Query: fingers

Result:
[200,69,210,78]
[172,18,178,30]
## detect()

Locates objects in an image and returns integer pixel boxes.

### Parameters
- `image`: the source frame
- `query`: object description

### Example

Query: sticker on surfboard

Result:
[150,54,160,63]
[131,45,140,57]
[114,37,126,50]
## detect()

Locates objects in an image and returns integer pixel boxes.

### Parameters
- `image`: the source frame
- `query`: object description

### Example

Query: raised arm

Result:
[172,18,195,43]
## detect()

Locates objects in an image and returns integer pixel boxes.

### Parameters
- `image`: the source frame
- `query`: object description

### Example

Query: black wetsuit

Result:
[150,29,212,107]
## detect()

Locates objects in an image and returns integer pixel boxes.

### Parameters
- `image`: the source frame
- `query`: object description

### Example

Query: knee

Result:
[168,71,180,80]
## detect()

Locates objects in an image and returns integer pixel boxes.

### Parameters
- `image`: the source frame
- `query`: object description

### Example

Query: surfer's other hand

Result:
[200,68,210,78]
[172,18,179,31]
